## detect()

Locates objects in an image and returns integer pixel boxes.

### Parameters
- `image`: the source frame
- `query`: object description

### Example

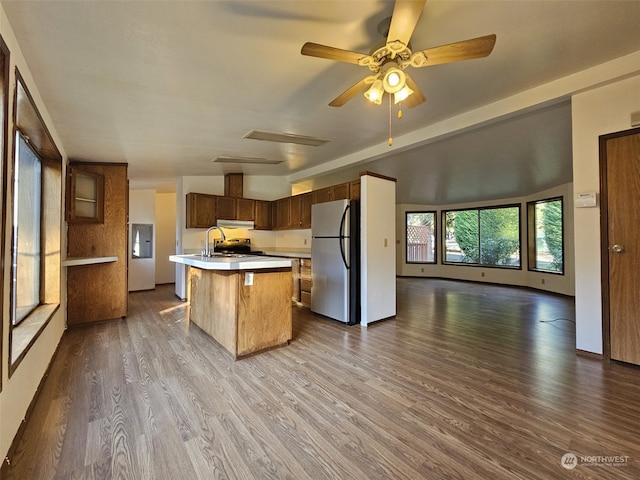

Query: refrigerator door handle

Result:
[339,204,350,270]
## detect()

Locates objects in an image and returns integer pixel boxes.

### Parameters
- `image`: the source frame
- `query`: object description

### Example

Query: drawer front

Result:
[300,265,312,279]
[300,278,312,292]
[300,258,312,268]
[300,291,311,307]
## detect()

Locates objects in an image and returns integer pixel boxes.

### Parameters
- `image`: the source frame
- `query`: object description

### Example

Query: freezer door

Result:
[311,199,350,237]
[311,237,349,322]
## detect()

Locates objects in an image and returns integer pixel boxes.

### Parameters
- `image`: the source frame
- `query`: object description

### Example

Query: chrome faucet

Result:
[203,225,226,256]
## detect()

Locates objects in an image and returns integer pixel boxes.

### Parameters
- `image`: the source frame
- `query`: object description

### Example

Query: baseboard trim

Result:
[576,349,604,360]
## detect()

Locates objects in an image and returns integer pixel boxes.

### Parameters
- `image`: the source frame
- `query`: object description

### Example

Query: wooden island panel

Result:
[188,266,292,358]
[237,269,292,356]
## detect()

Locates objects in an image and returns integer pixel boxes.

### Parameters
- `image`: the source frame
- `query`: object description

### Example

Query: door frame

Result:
[599,126,640,361]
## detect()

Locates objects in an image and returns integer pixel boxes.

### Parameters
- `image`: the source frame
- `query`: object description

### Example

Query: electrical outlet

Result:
[541,278,545,285]
[481,272,485,277]
[304,239,307,245]
[245,272,254,286]
[421,268,424,273]
[384,238,388,247]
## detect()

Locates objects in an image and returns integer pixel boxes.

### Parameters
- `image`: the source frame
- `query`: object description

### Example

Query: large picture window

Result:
[406,211,436,263]
[12,134,42,324]
[9,70,62,370]
[444,205,521,268]
[527,197,564,274]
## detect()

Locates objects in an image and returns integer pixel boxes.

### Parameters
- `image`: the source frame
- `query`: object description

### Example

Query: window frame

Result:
[9,69,62,374]
[442,203,522,269]
[405,210,437,264]
[0,34,10,393]
[527,196,565,275]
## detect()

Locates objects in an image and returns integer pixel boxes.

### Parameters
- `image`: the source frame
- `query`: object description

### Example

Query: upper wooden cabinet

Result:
[276,197,290,230]
[186,193,217,228]
[66,165,105,223]
[254,200,271,230]
[331,182,350,201]
[216,196,236,220]
[236,198,255,221]
[349,180,361,200]
[185,177,358,229]
[312,182,351,204]
[291,192,312,229]
[224,173,244,198]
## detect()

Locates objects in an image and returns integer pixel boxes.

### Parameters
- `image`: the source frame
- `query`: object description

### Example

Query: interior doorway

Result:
[600,127,640,365]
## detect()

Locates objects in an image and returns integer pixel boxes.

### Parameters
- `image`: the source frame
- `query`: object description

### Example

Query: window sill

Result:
[11,303,59,367]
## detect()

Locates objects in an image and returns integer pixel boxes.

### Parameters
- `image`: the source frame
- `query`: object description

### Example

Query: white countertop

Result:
[170,254,293,271]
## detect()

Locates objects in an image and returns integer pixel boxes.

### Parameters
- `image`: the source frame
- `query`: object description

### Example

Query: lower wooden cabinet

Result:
[299,258,312,307]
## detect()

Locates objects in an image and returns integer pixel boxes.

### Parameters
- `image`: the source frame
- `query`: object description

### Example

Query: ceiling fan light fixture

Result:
[394,84,414,104]
[383,67,406,94]
[364,79,384,105]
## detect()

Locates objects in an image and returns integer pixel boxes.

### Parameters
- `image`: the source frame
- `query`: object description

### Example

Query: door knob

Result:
[612,244,624,253]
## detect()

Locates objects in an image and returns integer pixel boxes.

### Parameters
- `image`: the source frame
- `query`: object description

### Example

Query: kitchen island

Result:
[170,254,293,358]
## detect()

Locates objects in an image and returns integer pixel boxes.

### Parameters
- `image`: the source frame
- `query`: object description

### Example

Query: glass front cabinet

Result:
[66,165,105,223]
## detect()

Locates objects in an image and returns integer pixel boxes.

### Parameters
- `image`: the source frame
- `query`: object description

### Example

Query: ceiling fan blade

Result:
[404,75,426,108]
[387,0,427,46]
[301,42,369,65]
[329,78,370,107]
[413,34,497,67]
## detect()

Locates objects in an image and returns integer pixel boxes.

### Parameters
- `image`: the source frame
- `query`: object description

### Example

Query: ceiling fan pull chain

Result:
[388,93,393,146]
[398,102,403,119]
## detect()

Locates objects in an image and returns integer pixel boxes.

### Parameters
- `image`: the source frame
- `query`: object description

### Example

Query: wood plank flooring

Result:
[5,278,640,479]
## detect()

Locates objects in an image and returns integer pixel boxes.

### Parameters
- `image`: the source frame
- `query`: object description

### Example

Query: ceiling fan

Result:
[301,0,496,109]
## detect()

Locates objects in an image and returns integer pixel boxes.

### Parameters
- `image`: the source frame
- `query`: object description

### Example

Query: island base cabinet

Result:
[188,267,292,358]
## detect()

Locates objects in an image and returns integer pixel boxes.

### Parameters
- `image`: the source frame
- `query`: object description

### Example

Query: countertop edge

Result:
[63,256,118,266]
[170,254,293,271]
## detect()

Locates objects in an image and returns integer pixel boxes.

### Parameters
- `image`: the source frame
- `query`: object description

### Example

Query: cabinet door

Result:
[300,192,312,228]
[66,166,105,223]
[276,197,291,230]
[186,193,216,228]
[330,182,350,200]
[216,196,237,219]
[313,187,331,204]
[236,198,255,221]
[290,195,302,228]
[254,200,272,230]
[224,173,244,198]
[349,180,361,200]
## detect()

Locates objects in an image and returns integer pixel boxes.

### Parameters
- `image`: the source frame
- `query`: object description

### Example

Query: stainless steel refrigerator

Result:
[311,199,360,325]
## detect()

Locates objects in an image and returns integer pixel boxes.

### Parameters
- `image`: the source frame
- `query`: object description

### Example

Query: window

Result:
[444,205,521,268]
[406,211,436,263]
[0,34,10,392]
[527,197,564,274]
[12,134,42,325]
[9,71,62,370]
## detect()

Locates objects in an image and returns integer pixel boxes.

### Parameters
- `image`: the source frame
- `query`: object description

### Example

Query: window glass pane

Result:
[445,210,479,263]
[12,134,42,324]
[479,207,520,267]
[406,212,435,263]
[535,199,563,273]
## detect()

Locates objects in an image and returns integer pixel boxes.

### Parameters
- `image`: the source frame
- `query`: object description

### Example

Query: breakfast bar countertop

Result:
[170,254,293,270]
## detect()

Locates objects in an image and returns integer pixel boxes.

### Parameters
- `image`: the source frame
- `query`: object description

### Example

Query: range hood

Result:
[217,219,255,229]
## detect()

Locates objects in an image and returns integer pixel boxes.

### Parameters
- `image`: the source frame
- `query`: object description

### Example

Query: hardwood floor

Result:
[5,279,640,479]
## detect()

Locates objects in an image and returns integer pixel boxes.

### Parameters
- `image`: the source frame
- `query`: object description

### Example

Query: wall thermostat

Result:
[575,192,597,208]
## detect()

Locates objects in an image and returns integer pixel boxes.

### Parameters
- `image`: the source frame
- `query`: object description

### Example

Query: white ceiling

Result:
[2,1,640,204]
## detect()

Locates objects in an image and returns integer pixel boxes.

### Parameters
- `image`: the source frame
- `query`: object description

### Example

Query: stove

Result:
[214,238,263,255]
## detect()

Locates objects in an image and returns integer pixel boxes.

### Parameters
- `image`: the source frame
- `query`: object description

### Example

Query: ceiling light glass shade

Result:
[393,85,414,104]
[383,67,406,94]
[364,79,384,105]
